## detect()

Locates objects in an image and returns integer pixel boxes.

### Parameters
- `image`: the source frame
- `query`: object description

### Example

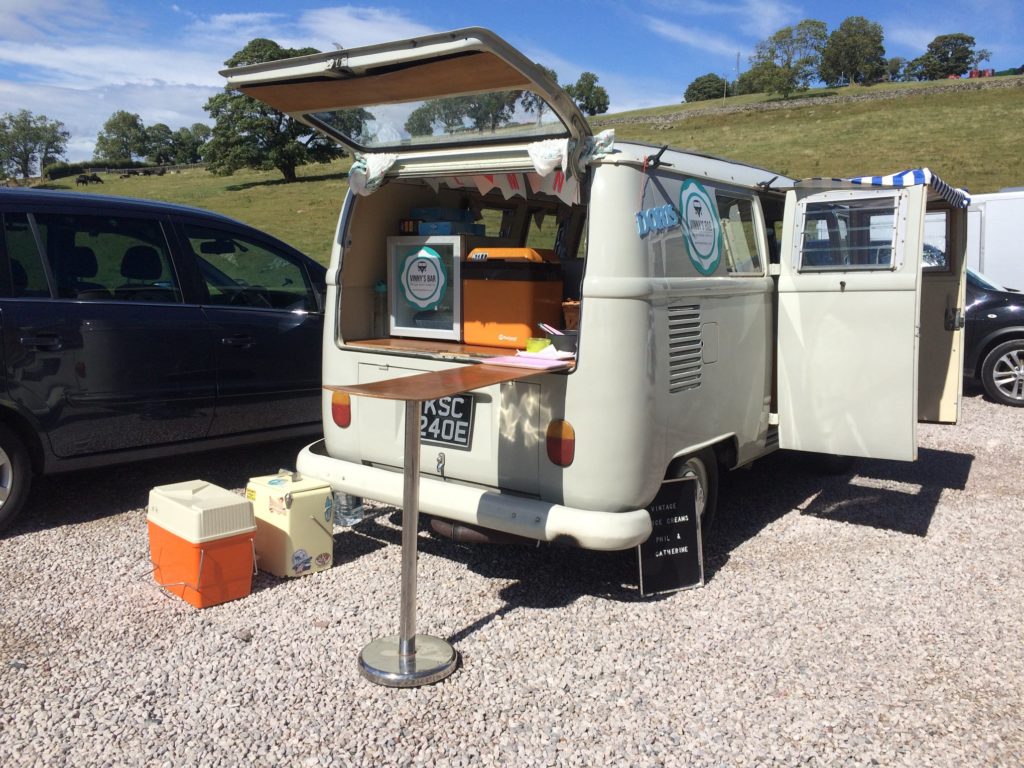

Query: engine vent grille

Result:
[668,304,702,393]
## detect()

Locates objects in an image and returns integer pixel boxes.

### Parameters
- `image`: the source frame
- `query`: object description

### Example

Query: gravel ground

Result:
[1,384,1022,767]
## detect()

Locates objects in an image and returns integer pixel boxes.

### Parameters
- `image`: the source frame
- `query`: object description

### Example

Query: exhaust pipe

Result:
[427,517,538,546]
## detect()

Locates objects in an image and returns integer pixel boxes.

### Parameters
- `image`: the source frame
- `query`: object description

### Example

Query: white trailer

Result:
[966,189,1024,289]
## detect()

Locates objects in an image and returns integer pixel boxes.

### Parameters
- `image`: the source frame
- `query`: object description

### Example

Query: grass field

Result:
[38,78,1024,265]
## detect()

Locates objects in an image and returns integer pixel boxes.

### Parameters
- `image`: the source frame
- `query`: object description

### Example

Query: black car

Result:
[0,189,327,531]
[964,268,1024,407]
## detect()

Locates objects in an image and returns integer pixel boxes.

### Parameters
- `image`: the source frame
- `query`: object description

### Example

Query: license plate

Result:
[420,394,474,449]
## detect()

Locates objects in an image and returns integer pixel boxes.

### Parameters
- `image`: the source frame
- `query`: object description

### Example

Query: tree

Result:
[464,92,522,132]
[169,123,211,164]
[819,16,886,86]
[749,19,828,98]
[734,61,778,95]
[94,110,148,162]
[403,92,520,137]
[684,73,731,102]
[204,38,351,182]
[521,64,559,123]
[0,110,70,178]
[563,72,609,115]
[911,33,982,80]
[885,57,907,82]
[145,123,175,165]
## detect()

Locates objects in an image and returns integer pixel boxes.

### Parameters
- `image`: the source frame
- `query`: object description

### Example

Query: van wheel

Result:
[669,448,718,548]
[981,339,1024,407]
[0,424,32,534]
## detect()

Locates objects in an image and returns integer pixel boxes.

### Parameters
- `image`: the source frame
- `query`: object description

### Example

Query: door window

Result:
[718,193,762,275]
[184,224,318,312]
[798,195,901,270]
[31,213,181,302]
[923,210,949,271]
[1,213,50,297]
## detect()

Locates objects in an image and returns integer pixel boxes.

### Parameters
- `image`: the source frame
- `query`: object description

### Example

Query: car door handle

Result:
[220,334,255,349]
[20,334,63,351]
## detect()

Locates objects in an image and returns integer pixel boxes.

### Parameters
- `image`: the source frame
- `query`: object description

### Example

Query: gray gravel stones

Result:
[1,388,1022,766]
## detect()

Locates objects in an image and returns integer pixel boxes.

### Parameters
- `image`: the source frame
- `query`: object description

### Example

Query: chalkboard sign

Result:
[637,477,704,596]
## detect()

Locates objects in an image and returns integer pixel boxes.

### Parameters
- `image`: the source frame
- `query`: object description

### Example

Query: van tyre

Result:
[673,448,718,549]
[0,423,31,534]
[981,339,1024,407]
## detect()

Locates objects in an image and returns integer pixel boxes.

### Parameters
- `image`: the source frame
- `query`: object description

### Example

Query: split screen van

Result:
[224,28,969,553]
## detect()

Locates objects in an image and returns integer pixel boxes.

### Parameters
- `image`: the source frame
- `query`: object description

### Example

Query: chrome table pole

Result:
[358,399,457,687]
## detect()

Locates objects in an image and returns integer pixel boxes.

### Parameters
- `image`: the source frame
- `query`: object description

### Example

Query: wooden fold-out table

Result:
[327,359,572,687]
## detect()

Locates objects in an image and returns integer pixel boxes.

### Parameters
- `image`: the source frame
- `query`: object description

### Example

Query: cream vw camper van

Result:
[225,28,968,552]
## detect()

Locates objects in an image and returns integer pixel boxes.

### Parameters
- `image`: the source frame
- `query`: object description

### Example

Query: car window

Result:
[184,224,317,312]
[2,212,50,297]
[32,213,181,302]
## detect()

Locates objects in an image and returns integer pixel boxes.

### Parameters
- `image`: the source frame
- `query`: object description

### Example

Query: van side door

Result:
[776,185,927,460]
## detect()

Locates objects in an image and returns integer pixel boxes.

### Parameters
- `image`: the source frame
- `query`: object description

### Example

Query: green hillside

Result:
[42,79,1024,264]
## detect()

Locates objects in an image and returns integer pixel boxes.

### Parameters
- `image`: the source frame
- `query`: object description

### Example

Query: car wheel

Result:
[667,448,719,549]
[0,423,32,533]
[981,339,1024,407]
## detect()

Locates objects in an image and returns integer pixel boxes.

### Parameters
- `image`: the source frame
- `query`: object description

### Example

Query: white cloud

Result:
[645,0,799,39]
[0,4,435,162]
[295,7,436,49]
[0,0,112,39]
[641,16,743,58]
[0,42,225,89]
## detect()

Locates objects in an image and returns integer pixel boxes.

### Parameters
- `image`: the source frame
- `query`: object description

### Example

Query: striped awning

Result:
[793,168,970,208]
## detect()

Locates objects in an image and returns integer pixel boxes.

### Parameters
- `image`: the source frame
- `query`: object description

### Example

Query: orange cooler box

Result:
[147,480,256,608]
[462,248,563,349]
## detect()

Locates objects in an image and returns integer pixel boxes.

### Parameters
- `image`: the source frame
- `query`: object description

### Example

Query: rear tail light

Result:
[331,391,351,428]
[546,419,575,466]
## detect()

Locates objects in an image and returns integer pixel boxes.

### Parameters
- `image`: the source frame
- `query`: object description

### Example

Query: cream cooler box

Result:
[246,472,334,578]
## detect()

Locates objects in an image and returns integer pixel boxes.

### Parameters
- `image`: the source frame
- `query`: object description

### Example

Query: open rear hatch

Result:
[222,27,592,174]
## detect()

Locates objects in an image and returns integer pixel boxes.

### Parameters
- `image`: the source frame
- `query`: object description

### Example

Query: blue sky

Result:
[1,0,1021,163]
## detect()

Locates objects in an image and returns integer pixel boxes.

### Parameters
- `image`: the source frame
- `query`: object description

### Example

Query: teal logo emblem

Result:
[680,180,722,275]
[400,246,447,310]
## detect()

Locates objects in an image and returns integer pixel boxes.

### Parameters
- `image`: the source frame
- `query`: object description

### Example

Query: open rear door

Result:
[222,27,591,174]
[776,170,969,461]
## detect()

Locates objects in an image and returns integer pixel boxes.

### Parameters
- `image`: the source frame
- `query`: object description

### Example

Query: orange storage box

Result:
[462,248,563,349]
[147,480,256,609]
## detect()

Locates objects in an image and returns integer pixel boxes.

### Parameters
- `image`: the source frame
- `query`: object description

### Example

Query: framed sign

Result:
[637,477,704,596]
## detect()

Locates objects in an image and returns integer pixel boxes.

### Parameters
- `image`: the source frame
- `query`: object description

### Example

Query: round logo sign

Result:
[400,247,447,310]
[680,180,722,275]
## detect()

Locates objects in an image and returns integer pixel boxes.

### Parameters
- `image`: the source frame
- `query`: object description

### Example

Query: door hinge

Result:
[768,263,781,277]
[768,412,779,426]
[944,307,965,331]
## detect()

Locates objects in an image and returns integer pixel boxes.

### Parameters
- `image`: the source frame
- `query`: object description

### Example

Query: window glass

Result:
[923,210,948,270]
[799,197,898,270]
[717,193,762,275]
[638,173,765,278]
[2,213,49,297]
[32,213,180,302]
[185,224,316,311]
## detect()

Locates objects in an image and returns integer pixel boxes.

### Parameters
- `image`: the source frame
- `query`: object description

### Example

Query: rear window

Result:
[307,88,568,152]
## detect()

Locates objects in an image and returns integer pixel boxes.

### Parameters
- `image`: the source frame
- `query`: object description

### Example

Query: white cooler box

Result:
[246,472,334,578]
